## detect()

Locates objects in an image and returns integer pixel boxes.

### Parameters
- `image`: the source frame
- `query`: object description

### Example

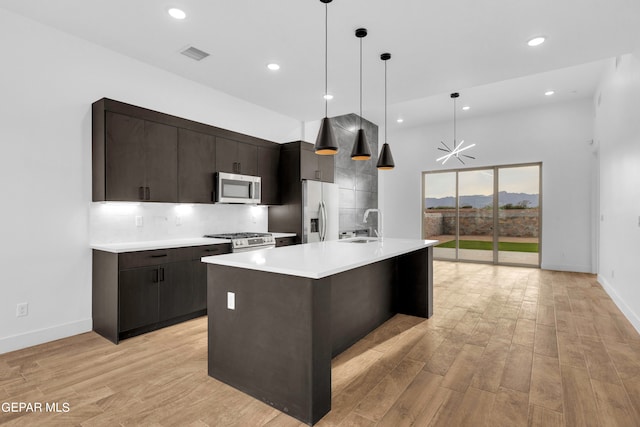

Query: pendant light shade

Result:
[351,129,371,160]
[377,143,395,170]
[316,117,338,155]
[351,28,371,161]
[377,52,395,170]
[314,0,338,155]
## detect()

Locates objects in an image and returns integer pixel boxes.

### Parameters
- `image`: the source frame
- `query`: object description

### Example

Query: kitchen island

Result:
[201,238,437,425]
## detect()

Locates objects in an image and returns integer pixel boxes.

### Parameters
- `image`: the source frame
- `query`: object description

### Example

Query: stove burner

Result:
[204,232,272,239]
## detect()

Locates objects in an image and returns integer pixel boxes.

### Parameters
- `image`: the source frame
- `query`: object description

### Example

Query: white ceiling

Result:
[2,0,639,130]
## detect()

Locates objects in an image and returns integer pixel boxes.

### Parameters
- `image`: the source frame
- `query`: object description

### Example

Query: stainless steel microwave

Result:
[215,172,261,204]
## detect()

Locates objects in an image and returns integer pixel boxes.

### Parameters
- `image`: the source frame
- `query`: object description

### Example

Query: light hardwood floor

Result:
[2,261,640,426]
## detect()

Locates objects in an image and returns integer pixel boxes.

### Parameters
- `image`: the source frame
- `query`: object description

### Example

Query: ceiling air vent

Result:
[180,46,210,61]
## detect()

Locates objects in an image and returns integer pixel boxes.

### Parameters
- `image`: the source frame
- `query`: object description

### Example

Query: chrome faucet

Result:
[363,209,382,240]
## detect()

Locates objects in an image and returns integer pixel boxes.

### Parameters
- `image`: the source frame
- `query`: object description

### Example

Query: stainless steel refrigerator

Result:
[302,180,339,243]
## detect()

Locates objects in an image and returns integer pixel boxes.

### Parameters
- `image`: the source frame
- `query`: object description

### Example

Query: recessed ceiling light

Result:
[462,106,470,111]
[168,8,186,20]
[527,36,546,47]
[267,63,280,71]
[397,118,404,123]
[323,94,334,100]
[545,90,555,96]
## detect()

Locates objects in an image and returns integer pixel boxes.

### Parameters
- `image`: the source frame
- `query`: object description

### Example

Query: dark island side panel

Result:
[207,265,331,425]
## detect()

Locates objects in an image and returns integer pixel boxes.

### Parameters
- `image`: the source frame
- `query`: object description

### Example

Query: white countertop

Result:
[91,232,297,253]
[201,238,438,279]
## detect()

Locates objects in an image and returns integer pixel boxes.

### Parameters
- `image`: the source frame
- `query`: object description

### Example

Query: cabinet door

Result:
[178,129,216,203]
[237,142,258,176]
[300,148,320,181]
[105,112,146,201]
[145,121,178,202]
[119,267,159,332]
[257,146,280,205]
[159,261,205,320]
[318,154,334,183]
[215,137,238,173]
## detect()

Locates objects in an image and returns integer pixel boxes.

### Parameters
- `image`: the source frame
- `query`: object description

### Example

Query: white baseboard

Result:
[0,318,93,355]
[541,263,593,273]
[598,275,640,334]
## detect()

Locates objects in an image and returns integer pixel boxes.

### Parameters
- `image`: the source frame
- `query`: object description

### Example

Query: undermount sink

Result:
[341,238,378,243]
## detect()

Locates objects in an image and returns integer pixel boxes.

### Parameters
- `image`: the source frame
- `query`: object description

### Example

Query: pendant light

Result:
[351,28,372,160]
[376,53,395,170]
[436,92,476,165]
[314,0,338,155]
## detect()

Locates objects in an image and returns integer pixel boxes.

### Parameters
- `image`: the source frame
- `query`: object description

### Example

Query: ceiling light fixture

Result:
[436,92,476,165]
[545,90,555,96]
[168,8,186,20]
[323,94,334,100]
[397,118,404,123]
[527,36,546,47]
[314,0,338,156]
[462,106,470,111]
[377,53,395,170]
[351,28,371,161]
[267,63,280,71]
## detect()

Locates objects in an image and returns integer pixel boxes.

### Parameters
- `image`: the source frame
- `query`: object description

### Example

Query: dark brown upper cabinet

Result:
[93,98,280,204]
[216,137,258,176]
[178,128,216,203]
[257,145,281,205]
[299,141,334,183]
[104,112,178,202]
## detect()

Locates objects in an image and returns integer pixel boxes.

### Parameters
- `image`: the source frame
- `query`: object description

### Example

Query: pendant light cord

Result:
[384,59,387,143]
[453,95,457,149]
[359,36,363,129]
[324,2,328,118]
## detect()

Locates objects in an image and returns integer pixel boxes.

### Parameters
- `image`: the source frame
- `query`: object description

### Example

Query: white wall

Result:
[380,99,595,273]
[0,8,301,354]
[594,53,640,332]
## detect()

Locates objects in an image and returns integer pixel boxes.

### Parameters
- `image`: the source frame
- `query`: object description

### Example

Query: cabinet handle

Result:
[205,248,219,253]
[315,170,321,180]
[139,186,145,200]
[145,187,150,200]
[238,162,242,174]
[159,267,165,282]
[211,191,215,202]
[151,254,168,258]
[152,269,159,283]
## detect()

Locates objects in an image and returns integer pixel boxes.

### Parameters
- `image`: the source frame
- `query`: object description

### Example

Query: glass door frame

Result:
[422,161,542,268]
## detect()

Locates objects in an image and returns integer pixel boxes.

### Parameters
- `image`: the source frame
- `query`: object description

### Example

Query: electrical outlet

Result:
[227,292,235,310]
[135,216,143,227]
[175,216,182,226]
[16,303,28,317]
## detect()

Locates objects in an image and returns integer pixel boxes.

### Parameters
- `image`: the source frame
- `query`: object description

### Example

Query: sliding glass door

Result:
[458,169,494,262]
[422,163,541,267]
[423,171,457,260]
[497,165,540,266]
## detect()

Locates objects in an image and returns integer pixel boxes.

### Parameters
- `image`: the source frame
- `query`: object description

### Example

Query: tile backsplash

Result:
[90,202,268,244]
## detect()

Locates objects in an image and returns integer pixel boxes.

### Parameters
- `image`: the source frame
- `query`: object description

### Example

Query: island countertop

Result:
[201,237,438,279]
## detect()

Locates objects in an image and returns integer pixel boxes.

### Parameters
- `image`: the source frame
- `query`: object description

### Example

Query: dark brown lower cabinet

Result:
[159,260,206,320]
[119,266,160,332]
[93,243,230,343]
[275,236,297,247]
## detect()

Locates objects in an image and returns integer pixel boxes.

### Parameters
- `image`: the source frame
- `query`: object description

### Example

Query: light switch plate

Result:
[227,292,235,310]
[135,216,143,227]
